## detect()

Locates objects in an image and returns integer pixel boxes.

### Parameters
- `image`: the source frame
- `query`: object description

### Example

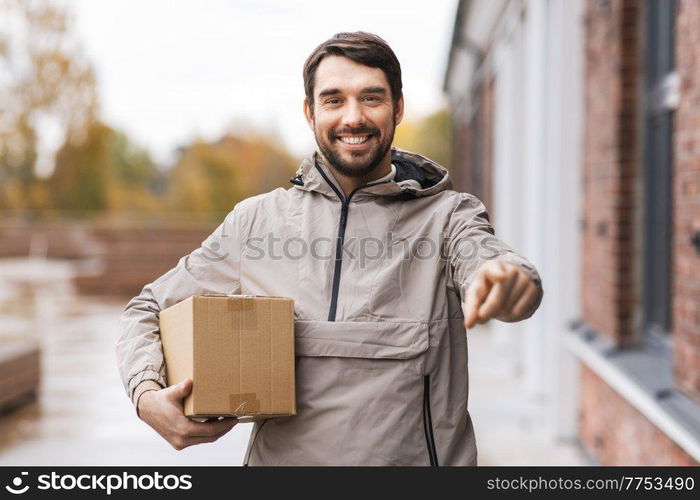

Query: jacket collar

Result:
[289,147,452,200]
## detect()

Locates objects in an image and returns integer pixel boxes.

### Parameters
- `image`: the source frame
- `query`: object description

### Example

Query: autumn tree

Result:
[167,132,298,219]
[394,107,453,171]
[51,121,160,213]
[0,0,97,211]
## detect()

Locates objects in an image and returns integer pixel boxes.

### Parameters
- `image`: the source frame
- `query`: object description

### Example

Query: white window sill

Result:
[564,324,700,463]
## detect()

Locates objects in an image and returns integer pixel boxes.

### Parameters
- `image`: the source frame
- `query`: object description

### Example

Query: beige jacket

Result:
[116,147,543,466]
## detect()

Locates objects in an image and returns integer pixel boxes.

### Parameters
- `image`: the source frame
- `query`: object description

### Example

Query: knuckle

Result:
[513,301,528,317]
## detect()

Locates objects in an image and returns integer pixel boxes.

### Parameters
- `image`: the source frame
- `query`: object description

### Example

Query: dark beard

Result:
[316,125,395,179]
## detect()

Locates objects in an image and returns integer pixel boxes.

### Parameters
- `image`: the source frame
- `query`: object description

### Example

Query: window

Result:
[643,0,676,338]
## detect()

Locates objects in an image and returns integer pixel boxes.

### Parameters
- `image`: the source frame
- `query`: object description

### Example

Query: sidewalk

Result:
[467,326,589,465]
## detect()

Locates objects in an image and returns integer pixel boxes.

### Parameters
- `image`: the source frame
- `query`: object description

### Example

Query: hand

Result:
[463,260,540,329]
[137,378,238,451]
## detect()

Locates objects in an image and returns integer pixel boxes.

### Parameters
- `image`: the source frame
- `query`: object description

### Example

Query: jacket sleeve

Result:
[116,205,247,406]
[445,193,543,319]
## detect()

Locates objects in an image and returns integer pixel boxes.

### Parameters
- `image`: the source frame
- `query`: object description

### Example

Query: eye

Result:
[362,96,379,102]
[325,98,342,105]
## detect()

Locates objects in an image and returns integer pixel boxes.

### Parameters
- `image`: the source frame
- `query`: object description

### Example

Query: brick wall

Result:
[579,366,698,465]
[581,0,640,346]
[74,225,214,296]
[0,220,214,297]
[452,116,471,193]
[481,78,494,216]
[579,0,699,465]
[0,221,99,259]
[452,77,494,214]
[673,0,700,402]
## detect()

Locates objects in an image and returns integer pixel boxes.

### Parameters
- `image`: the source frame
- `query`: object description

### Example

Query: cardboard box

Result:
[159,295,296,422]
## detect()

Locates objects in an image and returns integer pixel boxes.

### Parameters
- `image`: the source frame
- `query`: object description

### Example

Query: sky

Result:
[69,0,458,165]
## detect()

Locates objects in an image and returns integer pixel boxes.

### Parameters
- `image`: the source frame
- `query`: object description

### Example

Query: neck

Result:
[320,151,393,199]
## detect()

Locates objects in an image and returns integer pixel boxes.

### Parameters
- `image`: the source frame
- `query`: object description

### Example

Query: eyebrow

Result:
[361,86,388,95]
[317,86,389,98]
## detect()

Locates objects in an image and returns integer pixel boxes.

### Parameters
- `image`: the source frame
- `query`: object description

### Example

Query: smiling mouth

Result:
[336,134,373,145]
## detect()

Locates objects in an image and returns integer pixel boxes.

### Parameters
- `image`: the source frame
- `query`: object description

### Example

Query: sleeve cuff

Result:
[127,367,166,400]
[495,254,542,287]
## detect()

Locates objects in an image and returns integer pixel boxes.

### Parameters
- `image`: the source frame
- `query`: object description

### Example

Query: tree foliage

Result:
[394,107,453,171]
[51,121,160,213]
[167,133,298,216]
[0,0,97,210]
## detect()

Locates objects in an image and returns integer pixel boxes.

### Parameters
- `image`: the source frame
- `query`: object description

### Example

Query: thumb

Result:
[464,275,489,328]
[166,378,193,401]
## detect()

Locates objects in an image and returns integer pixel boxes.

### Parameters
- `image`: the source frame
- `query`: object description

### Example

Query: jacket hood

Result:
[289,147,453,201]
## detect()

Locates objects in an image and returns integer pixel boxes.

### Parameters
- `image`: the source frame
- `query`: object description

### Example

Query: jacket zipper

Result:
[423,374,439,466]
[329,198,350,321]
[314,165,390,322]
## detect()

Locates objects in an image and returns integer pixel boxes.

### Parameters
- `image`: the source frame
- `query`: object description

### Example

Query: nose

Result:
[341,99,364,128]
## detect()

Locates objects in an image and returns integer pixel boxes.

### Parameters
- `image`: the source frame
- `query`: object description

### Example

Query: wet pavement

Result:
[0,259,253,465]
[0,258,587,466]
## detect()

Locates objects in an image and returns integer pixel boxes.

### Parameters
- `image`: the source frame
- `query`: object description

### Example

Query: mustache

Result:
[331,126,379,137]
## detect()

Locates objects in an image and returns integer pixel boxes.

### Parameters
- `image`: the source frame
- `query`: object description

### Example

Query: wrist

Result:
[133,380,163,419]
[136,389,157,419]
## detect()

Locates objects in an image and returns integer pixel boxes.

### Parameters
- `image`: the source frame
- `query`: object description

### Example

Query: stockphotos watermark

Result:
[204,231,508,269]
[4,471,192,495]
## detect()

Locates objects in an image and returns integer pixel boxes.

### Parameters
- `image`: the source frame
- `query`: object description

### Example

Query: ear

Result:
[303,98,315,131]
[394,96,404,126]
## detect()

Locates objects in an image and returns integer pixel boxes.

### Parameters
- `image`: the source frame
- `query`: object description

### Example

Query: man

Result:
[117,32,543,466]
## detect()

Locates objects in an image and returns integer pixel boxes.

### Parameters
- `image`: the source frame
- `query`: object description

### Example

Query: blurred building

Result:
[444,0,699,465]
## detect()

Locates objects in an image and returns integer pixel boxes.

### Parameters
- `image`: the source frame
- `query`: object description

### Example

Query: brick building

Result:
[444,0,699,465]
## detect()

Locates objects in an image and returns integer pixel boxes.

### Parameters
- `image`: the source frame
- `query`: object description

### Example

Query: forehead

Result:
[314,55,390,96]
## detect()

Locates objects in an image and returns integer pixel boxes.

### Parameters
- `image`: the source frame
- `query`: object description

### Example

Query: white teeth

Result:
[339,135,370,144]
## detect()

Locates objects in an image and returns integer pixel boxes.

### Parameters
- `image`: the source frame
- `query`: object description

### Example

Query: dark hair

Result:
[303,31,403,108]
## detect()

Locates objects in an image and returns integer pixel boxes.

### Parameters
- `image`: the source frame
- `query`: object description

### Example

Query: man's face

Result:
[304,55,403,178]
